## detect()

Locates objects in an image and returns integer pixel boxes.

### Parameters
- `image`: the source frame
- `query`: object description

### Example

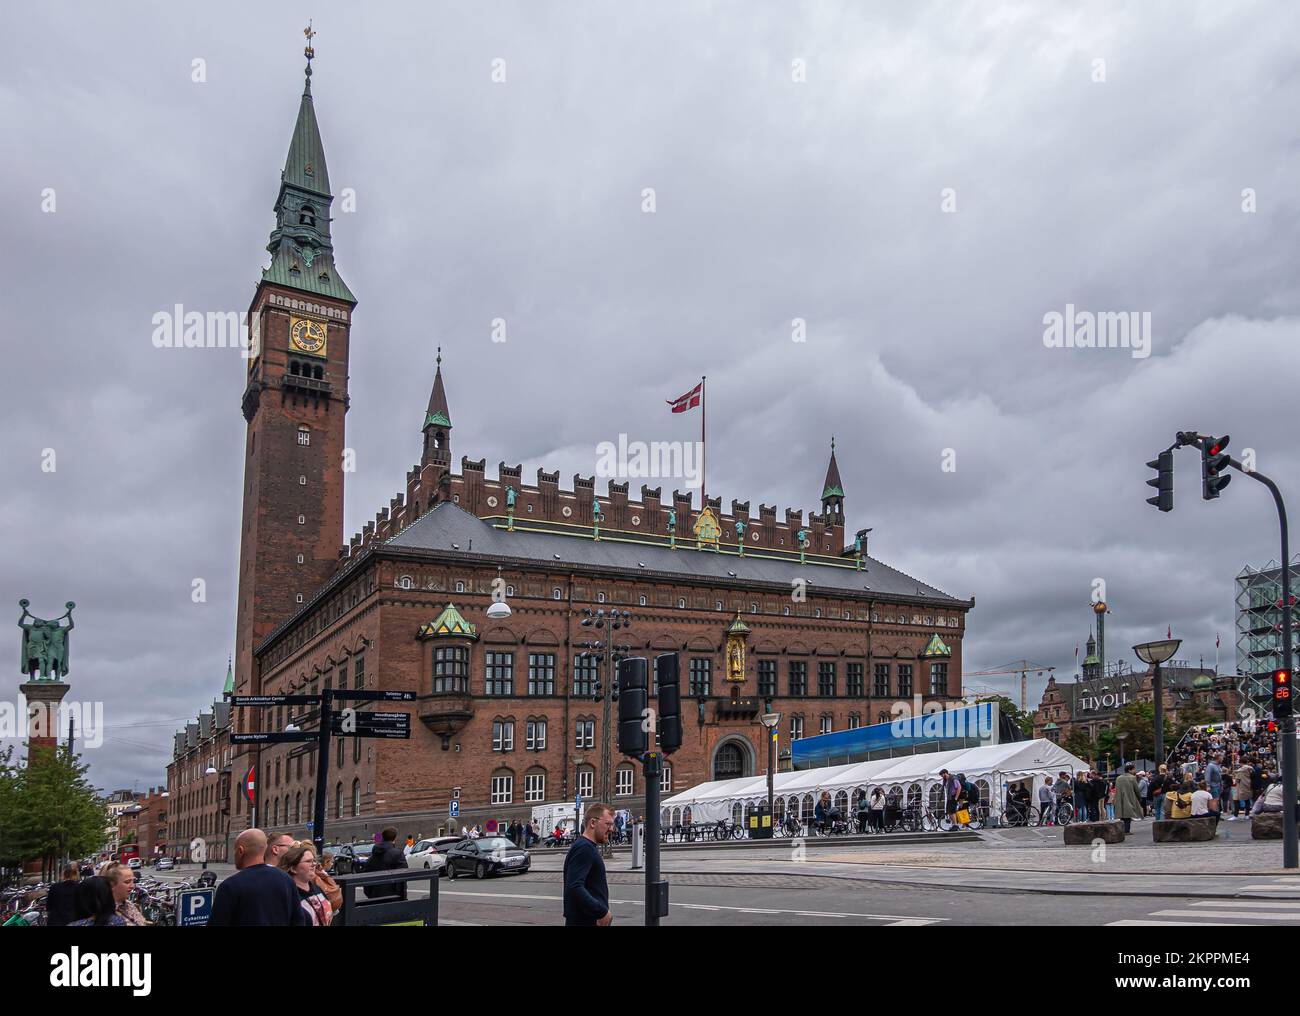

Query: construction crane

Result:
[960,660,1056,714]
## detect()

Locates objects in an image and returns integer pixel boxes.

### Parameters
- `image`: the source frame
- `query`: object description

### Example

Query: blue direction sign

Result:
[177,888,215,927]
[449,800,460,819]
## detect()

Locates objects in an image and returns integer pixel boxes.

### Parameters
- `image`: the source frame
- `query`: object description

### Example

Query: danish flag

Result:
[667,382,702,414]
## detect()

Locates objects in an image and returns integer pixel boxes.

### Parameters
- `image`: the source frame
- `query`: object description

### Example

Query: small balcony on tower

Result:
[416,603,479,749]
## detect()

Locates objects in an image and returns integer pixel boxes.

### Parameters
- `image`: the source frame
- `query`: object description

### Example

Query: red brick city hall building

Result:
[203,53,974,850]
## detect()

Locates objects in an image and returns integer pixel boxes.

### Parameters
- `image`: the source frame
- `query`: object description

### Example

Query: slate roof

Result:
[386,502,965,605]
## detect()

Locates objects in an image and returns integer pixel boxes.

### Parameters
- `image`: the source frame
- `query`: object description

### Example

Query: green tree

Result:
[1096,701,1175,765]
[1172,698,1220,734]
[1061,728,1096,765]
[977,695,1034,737]
[8,745,107,880]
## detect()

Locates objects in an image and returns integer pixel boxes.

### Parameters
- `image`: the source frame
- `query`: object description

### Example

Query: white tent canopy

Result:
[661,739,1090,825]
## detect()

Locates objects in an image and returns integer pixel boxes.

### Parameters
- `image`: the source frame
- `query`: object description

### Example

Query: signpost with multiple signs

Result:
[232,686,413,860]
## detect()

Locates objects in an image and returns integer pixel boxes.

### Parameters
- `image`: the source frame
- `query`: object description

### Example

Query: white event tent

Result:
[661,739,1090,826]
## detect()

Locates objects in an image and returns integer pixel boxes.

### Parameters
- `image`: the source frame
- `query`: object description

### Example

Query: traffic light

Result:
[657,653,682,755]
[1201,435,1231,500]
[1146,451,1173,512]
[1273,668,1292,720]
[616,657,648,756]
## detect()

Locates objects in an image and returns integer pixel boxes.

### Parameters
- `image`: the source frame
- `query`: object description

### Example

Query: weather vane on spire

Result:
[303,20,316,82]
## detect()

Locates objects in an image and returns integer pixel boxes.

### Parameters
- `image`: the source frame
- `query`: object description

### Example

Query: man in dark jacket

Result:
[564,803,613,926]
[210,829,304,927]
[363,826,409,899]
[45,864,81,927]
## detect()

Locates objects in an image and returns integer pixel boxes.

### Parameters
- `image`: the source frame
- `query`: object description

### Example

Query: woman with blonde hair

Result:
[100,861,148,926]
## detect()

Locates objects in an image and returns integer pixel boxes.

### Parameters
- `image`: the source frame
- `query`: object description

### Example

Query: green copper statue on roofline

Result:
[18,599,75,681]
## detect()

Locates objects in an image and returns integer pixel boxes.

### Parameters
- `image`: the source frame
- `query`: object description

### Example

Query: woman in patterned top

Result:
[279,843,334,926]
[101,862,148,926]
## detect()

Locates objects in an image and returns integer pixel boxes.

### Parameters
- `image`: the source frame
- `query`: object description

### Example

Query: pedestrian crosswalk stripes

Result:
[1108,898,1300,926]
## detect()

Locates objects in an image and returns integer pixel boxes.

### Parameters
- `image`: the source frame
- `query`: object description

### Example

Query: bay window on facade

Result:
[433,645,468,693]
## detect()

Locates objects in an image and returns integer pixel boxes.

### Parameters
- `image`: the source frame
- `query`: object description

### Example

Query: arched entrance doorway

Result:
[711,738,753,781]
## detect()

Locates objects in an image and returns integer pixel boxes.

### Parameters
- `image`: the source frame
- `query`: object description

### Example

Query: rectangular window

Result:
[354,654,365,689]
[528,653,556,696]
[577,769,594,799]
[582,720,595,750]
[930,662,948,696]
[820,715,833,735]
[688,658,711,697]
[790,715,804,741]
[433,646,469,693]
[485,652,514,696]
[490,775,513,805]
[353,737,361,764]
[573,655,598,697]
[526,718,547,751]
[492,720,514,752]
[846,663,864,697]
[297,429,310,446]
[661,765,672,793]
[818,662,836,696]
[525,773,545,802]
[897,664,913,698]
[616,768,634,797]
[873,663,890,697]
[650,656,659,696]
[788,661,807,696]
[757,659,777,698]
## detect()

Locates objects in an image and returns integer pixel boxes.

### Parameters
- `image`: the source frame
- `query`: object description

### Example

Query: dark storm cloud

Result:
[2,1,1298,789]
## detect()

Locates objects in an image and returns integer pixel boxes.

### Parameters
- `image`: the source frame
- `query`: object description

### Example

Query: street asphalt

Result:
[152,819,1300,926]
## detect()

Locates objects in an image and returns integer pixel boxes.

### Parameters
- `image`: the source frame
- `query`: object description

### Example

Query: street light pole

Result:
[579,608,632,857]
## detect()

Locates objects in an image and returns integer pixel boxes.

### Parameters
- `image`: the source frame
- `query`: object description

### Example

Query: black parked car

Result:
[328,842,376,876]
[444,837,531,880]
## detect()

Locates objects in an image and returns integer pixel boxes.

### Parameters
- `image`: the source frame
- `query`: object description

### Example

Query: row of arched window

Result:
[265,780,364,827]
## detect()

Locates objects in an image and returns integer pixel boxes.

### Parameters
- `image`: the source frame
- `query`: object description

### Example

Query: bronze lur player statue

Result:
[18,599,75,681]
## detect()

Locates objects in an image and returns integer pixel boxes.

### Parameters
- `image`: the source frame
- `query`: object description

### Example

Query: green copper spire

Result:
[262,27,356,304]
[222,656,234,695]
[821,437,845,503]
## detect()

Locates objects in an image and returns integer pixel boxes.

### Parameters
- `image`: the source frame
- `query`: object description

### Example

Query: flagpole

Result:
[700,375,707,512]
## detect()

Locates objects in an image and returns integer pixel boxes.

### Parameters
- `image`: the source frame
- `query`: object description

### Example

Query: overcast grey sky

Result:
[3,1,1297,793]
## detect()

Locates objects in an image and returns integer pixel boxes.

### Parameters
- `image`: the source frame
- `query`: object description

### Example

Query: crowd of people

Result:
[1029,721,1293,832]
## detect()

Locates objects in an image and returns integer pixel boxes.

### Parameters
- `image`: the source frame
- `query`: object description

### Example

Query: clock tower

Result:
[234,40,356,699]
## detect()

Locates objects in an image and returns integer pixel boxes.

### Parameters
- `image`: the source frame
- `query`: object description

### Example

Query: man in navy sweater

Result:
[210,829,304,926]
[563,803,613,927]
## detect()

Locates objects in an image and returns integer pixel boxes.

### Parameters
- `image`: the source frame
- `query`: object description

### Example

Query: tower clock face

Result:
[289,316,327,356]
